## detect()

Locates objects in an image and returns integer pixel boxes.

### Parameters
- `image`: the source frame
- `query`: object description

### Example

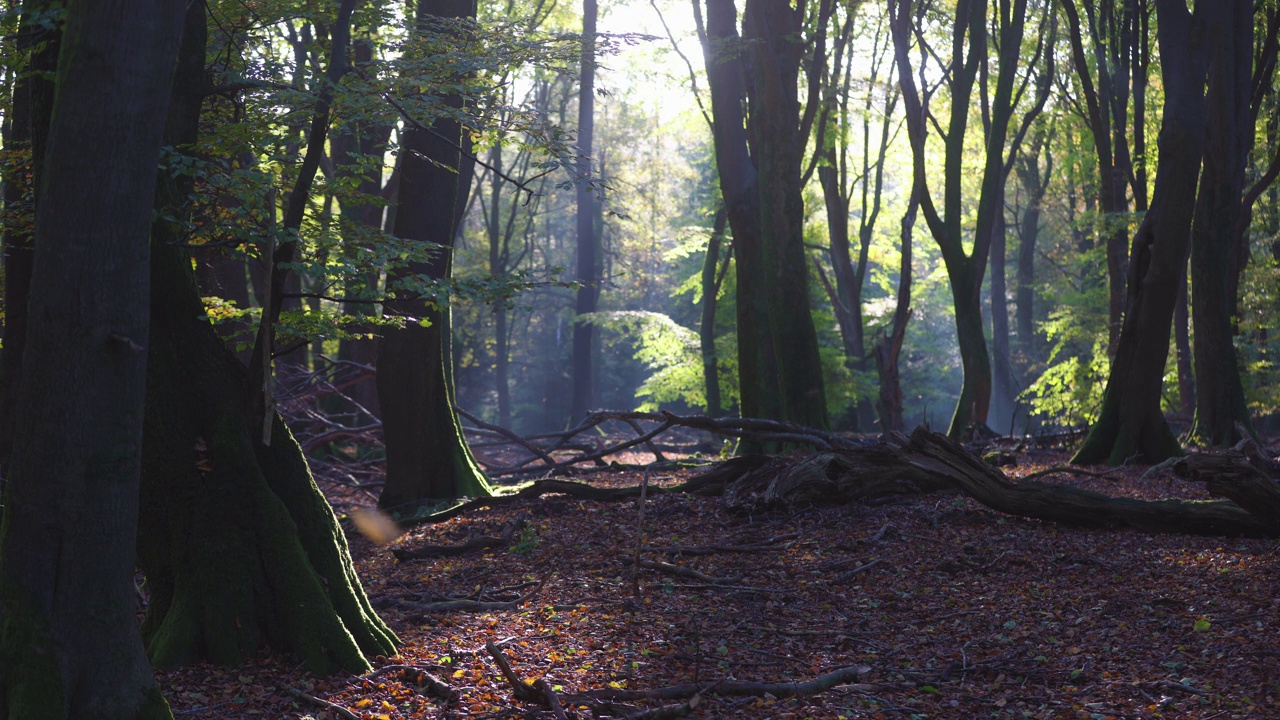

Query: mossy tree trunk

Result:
[1073,0,1216,465]
[376,0,490,510]
[136,3,396,675]
[0,1,185,716]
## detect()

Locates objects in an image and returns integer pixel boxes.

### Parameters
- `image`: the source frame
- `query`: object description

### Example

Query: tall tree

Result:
[1188,0,1256,446]
[0,0,185,716]
[138,1,398,673]
[377,0,491,508]
[814,6,897,432]
[571,0,600,422]
[698,0,830,436]
[1073,0,1219,465]
[1060,0,1151,353]
[890,0,1053,438]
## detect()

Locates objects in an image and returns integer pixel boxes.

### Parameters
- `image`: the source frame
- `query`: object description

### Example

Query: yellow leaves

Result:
[353,698,373,708]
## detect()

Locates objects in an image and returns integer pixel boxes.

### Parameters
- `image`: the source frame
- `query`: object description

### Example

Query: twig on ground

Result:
[276,685,358,720]
[630,557,742,584]
[485,640,542,703]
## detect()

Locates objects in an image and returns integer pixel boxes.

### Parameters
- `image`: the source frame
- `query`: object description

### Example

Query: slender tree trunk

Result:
[990,199,1016,433]
[700,206,727,417]
[1074,0,1214,465]
[1013,146,1049,369]
[571,0,599,422]
[875,185,918,432]
[332,26,391,420]
[1174,275,1195,416]
[377,0,489,508]
[138,4,397,675]
[0,1,185,716]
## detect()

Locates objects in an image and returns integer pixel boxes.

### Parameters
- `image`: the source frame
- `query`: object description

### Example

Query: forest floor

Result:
[156,442,1280,719]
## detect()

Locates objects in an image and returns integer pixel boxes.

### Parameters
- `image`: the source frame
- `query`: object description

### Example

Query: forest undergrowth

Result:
[155,442,1280,720]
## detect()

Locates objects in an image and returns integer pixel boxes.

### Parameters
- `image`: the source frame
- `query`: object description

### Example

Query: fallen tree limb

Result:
[392,574,550,613]
[630,557,742,584]
[1174,439,1280,533]
[566,664,872,702]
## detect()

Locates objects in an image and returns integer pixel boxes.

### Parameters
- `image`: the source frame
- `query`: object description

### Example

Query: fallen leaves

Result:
[155,452,1280,718]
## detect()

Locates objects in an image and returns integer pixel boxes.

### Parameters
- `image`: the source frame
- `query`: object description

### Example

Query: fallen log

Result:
[1174,439,1280,534]
[707,429,1273,537]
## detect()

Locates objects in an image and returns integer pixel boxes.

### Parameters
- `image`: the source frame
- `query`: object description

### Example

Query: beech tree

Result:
[0,0,185,716]
[890,0,1053,438]
[377,0,492,509]
[138,1,398,673]
[1073,0,1220,465]
[697,0,830,435]
[571,0,600,422]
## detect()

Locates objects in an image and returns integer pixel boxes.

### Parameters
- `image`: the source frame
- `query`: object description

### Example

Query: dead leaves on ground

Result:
[158,455,1280,719]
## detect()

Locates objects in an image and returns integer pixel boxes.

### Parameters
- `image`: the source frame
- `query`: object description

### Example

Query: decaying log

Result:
[1174,439,1280,533]
[706,429,1273,537]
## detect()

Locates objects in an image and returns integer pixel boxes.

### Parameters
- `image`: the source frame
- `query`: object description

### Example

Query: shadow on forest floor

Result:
[156,445,1280,719]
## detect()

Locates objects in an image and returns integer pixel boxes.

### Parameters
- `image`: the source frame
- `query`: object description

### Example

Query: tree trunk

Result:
[989,197,1017,434]
[1073,0,1214,465]
[1190,0,1255,447]
[699,0,781,439]
[137,5,397,675]
[891,0,1049,438]
[1013,145,1049,371]
[874,185,918,432]
[743,0,829,431]
[571,0,599,423]
[0,1,184,716]
[1174,275,1195,416]
[377,0,490,509]
[331,26,392,420]
[700,206,727,418]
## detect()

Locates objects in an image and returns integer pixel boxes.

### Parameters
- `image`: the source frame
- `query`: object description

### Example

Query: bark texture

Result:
[137,5,397,675]
[0,1,184,717]
[377,0,490,508]
[1073,0,1216,465]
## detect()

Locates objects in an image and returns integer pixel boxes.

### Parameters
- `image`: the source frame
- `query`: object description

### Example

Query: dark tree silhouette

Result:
[0,0,185,716]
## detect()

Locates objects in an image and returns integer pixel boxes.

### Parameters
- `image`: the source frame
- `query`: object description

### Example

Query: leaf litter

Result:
[156,450,1280,719]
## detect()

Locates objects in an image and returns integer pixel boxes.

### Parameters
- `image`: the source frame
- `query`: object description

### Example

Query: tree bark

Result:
[571,0,599,422]
[137,4,397,675]
[1073,0,1215,465]
[1190,0,1255,447]
[0,1,184,716]
[377,0,490,508]
[700,206,727,418]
